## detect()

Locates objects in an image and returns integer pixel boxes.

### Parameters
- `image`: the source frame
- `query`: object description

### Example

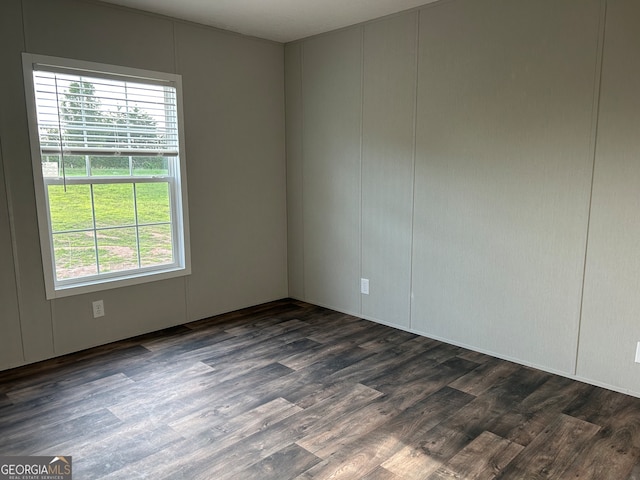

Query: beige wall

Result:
[286,0,640,396]
[0,0,287,369]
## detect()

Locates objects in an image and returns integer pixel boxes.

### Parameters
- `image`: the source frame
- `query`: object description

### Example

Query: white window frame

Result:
[22,53,191,299]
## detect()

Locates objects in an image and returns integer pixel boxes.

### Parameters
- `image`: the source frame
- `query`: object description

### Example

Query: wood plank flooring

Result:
[1,299,640,479]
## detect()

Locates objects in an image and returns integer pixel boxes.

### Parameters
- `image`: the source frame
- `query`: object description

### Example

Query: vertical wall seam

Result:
[0,134,26,362]
[5,0,30,362]
[281,46,288,299]
[359,26,365,316]
[574,0,608,376]
[300,43,306,301]
[282,46,290,298]
[20,0,27,49]
[408,10,421,331]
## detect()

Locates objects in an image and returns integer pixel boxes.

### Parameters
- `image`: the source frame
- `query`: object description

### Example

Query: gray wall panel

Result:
[0,0,24,369]
[0,144,23,369]
[411,0,599,373]
[361,13,417,328]
[0,0,54,362]
[285,42,304,300]
[53,279,187,354]
[23,0,175,73]
[578,0,640,394]
[175,23,287,320]
[302,28,362,314]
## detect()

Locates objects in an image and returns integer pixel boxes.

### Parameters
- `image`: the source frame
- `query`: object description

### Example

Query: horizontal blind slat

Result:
[41,147,179,157]
[33,66,174,88]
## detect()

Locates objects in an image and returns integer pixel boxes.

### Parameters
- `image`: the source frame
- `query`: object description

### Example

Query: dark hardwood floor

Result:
[1,299,640,479]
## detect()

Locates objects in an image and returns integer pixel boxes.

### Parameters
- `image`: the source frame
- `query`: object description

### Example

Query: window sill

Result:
[47,266,191,300]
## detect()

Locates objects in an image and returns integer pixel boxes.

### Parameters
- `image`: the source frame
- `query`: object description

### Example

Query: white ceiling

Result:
[100,0,439,43]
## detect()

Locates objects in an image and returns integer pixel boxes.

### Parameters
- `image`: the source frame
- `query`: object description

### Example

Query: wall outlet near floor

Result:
[360,278,369,295]
[92,300,105,318]
[635,342,640,364]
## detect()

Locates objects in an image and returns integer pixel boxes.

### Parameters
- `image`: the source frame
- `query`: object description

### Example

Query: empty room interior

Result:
[2,0,640,478]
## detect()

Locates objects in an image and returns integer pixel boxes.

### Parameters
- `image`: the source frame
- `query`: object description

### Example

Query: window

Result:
[22,54,190,299]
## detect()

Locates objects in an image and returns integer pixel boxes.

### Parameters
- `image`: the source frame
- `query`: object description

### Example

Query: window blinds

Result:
[32,68,179,158]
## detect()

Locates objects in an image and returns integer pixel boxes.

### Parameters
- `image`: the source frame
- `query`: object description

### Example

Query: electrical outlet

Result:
[360,278,369,295]
[92,300,105,318]
[635,342,640,364]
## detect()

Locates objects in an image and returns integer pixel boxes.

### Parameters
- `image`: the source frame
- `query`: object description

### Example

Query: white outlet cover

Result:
[92,300,105,318]
[635,342,640,364]
[360,278,369,295]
